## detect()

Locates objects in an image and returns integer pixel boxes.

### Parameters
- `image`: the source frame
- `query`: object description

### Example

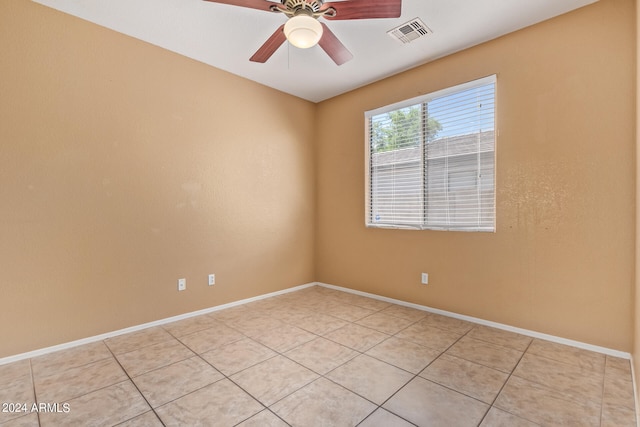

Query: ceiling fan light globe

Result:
[284,15,323,49]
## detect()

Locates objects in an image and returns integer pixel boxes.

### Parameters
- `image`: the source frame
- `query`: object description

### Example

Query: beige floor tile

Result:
[241,305,274,318]
[359,408,415,427]
[200,338,276,376]
[311,286,349,299]
[115,410,164,426]
[39,381,149,427]
[31,341,112,377]
[271,377,376,427]
[395,322,462,352]
[322,302,377,322]
[335,296,376,309]
[288,303,325,314]
[230,315,286,336]
[250,324,316,353]
[105,327,175,355]
[467,325,533,352]
[356,312,416,335]
[601,401,637,427]
[0,378,36,425]
[133,356,224,408]
[383,377,489,427]
[512,352,603,404]
[380,304,428,322]
[366,336,441,374]
[34,357,127,403]
[324,323,389,352]
[603,374,635,410]
[241,299,279,313]
[420,354,509,404]
[419,313,474,335]
[268,307,312,325]
[0,361,32,389]
[162,314,221,338]
[155,379,263,426]
[606,358,635,389]
[526,339,605,373]
[479,407,540,426]
[116,339,194,377]
[327,354,413,405]
[0,412,40,427]
[0,360,31,387]
[230,355,319,406]
[279,289,318,302]
[177,323,245,354]
[446,336,522,373]
[285,337,358,375]
[236,409,289,427]
[337,293,391,311]
[269,291,304,302]
[294,313,348,335]
[277,293,326,310]
[606,355,632,375]
[494,376,601,426]
[300,298,339,313]
[207,305,251,325]
[0,375,34,404]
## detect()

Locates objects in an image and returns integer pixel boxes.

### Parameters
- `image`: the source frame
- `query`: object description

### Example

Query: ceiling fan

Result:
[203,0,402,65]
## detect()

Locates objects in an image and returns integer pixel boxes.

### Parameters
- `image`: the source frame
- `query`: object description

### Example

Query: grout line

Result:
[505,347,608,409]
[384,326,497,408]
[476,338,534,426]
[355,408,418,427]
[183,313,313,425]
[218,292,401,424]
[30,351,139,418]
[28,359,42,427]
[362,314,476,425]
[104,344,167,427]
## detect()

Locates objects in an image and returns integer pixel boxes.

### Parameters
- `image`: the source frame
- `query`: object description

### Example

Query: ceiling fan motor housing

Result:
[283,0,323,15]
[274,0,335,18]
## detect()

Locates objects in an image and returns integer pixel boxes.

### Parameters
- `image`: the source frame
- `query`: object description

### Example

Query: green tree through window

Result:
[371,105,442,153]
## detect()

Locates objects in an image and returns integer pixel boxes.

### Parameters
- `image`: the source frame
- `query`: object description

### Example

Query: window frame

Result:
[364,75,497,232]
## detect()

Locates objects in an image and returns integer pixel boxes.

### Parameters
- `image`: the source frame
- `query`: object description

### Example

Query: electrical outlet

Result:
[208,274,215,286]
[178,278,186,291]
[421,273,429,285]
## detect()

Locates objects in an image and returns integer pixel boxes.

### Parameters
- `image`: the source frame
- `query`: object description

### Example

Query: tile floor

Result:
[0,285,636,426]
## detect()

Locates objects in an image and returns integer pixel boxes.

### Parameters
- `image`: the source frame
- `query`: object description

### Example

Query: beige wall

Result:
[0,1,316,358]
[316,0,636,351]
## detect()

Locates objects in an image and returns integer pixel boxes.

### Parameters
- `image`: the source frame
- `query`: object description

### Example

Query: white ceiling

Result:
[33,0,597,102]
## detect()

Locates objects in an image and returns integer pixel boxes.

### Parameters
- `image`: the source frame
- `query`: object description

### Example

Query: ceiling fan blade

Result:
[250,24,287,63]
[202,0,276,12]
[318,23,353,66]
[321,0,401,20]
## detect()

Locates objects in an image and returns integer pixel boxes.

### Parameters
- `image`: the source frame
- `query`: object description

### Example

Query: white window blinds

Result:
[365,75,496,231]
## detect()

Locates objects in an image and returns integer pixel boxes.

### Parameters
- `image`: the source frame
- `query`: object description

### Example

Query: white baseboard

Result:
[1,280,631,366]
[0,282,316,366]
[317,282,632,360]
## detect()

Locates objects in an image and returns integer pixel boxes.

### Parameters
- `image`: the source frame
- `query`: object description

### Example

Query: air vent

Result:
[387,18,431,44]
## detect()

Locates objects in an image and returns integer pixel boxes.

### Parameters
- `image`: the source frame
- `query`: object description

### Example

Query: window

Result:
[365,75,496,231]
